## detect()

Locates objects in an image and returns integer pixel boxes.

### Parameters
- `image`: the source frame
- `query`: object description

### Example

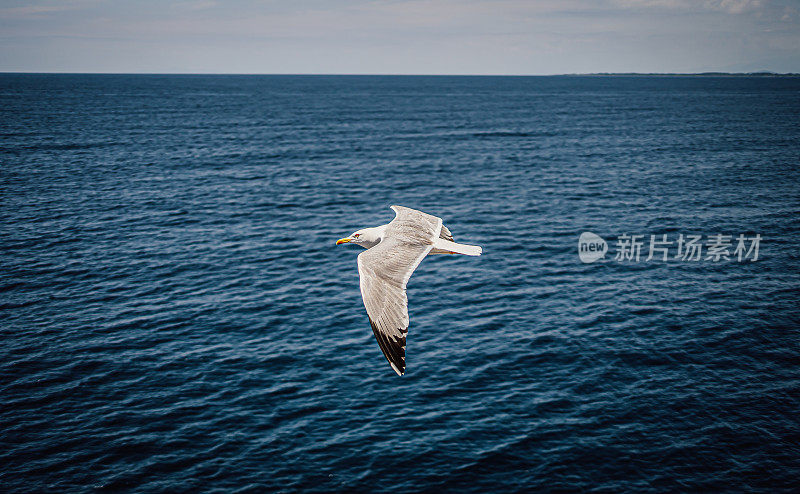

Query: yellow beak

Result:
[336,237,351,245]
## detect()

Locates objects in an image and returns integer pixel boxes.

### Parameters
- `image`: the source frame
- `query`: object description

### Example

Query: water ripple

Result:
[1,74,799,492]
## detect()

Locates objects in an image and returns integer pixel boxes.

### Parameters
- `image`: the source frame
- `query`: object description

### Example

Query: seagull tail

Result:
[432,238,482,256]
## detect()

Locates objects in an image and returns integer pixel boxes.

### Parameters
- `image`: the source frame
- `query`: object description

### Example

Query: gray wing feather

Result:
[356,206,442,375]
[439,225,454,241]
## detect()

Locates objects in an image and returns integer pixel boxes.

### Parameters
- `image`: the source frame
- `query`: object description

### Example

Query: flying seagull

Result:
[336,206,482,376]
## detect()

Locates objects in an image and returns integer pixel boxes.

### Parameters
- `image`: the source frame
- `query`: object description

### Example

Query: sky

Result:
[0,0,799,74]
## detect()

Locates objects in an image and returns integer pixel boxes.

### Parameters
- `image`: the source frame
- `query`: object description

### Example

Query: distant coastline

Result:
[571,72,800,77]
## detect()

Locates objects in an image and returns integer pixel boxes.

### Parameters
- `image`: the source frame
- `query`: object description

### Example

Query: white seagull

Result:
[336,206,482,376]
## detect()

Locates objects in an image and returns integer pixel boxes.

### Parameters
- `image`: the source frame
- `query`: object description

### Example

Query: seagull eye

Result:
[353,234,361,238]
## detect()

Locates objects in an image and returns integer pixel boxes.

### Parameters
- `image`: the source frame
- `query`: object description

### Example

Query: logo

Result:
[578,232,608,263]
[576,232,761,263]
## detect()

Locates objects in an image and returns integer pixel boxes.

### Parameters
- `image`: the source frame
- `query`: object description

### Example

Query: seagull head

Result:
[336,226,384,249]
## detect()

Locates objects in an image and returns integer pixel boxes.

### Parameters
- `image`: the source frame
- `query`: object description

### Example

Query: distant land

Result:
[573,71,800,77]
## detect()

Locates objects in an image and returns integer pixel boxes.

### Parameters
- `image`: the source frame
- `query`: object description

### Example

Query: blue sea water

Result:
[1,74,799,492]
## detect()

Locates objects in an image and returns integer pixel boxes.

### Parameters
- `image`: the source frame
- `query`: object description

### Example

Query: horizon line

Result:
[1,71,800,77]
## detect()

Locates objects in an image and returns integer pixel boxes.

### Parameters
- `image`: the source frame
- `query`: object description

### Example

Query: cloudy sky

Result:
[1,0,798,74]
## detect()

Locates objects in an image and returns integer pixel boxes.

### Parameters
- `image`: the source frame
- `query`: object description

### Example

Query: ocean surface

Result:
[2,74,799,492]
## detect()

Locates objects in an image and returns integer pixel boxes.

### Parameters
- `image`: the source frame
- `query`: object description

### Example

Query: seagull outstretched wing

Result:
[356,206,442,375]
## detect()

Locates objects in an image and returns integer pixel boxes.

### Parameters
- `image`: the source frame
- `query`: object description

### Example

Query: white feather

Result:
[432,237,482,256]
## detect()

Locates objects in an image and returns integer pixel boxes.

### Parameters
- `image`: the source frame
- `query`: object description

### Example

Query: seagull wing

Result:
[356,206,443,375]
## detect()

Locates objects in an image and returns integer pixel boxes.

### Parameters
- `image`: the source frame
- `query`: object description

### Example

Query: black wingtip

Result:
[369,318,407,376]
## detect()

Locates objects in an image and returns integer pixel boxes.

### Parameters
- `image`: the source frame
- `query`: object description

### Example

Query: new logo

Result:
[578,232,608,263]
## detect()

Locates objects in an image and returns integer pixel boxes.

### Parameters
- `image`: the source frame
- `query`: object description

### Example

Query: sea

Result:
[1,74,799,492]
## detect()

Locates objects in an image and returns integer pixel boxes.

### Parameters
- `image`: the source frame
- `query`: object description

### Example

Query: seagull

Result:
[336,206,482,376]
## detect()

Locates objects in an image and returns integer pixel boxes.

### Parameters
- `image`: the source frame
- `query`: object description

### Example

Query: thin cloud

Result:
[613,0,765,13]
[0,5,76,16]
[177,1,218,11]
